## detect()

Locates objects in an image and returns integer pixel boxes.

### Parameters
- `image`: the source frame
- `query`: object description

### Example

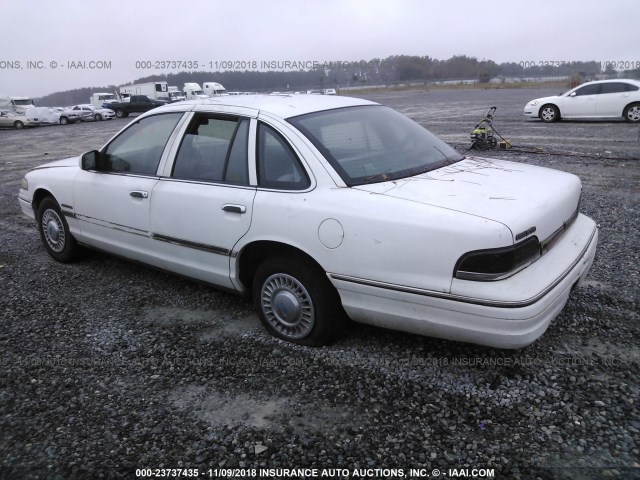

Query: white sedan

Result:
[18,95,598,348]
[70,104,116,121]
[0,110,38,129]
[51,107,84,124]
[524,79,640,122]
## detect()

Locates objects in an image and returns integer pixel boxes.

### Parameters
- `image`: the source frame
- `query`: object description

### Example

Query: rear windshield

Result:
[288,105,463,186]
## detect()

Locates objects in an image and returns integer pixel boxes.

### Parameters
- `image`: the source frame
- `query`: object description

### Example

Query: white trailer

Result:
[90,92,118,109]
[119,82,169,101]
[0,95,35,114]
[183,83,209,100]
[203,82,228,96]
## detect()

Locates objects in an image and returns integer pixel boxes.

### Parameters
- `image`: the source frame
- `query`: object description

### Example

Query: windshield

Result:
[289,105,464,186]
[100,94,116,100]
[13,99,33,105]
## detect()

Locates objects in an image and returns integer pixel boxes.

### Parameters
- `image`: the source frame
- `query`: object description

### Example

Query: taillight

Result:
[454,237,541,281]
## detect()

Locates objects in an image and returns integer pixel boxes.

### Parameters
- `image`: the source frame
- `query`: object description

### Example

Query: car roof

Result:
[157,94,378,119]
[581,79,640,86]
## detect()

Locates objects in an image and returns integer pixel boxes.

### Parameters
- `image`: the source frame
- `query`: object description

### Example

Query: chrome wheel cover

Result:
[541,107,555,121]
[260,273,314,339]
[42,209,66,253]
[627,106,640,122]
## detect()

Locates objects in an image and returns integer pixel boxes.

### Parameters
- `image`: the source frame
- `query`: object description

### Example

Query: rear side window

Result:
[102,113,183,175]
[257,123,310,190]
[600,83,631,94]
[172,114,249,185]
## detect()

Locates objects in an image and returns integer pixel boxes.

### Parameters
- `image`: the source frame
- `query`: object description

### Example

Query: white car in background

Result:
[524,79,640,122]
[25,107,63,125]
[0,110,38,129]
[18,95,597,349]
[51,107,85,124]
[70,104,116,121]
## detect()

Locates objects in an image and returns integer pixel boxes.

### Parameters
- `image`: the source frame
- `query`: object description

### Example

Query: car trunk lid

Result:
[353,156,581,244]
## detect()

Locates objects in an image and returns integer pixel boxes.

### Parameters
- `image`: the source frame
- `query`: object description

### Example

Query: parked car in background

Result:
[70,104,115,121]
[322,88,337,95]
[18,95,597,349]
[51,107,85,124]
[168,90,186,102]
[0,110,38,129]
[26,107,64,125]
[106,95,167,118]
[524,79,640,122]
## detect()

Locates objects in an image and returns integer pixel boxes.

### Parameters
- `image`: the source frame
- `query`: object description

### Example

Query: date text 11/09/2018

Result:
[133,60,368,71]
[135,467,497,478]
[134,60,314,70]
[518,60,640,70]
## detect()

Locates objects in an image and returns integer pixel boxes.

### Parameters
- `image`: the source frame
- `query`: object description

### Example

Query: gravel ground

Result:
[1,89,639,479]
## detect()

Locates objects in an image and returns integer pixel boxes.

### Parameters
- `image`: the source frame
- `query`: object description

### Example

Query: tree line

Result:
[36,54,640,106]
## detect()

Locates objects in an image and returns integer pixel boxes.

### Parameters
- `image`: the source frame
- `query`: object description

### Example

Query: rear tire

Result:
[59,116,69,125]
[14,120,24,129]
[623,103,640,122]
[37,197,81,263]
[253,255,345,346]
[540,104,559,122]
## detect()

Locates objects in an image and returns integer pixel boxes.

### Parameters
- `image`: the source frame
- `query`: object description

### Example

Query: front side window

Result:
[574,84,600,96]
[289,105,463,186]
[257,123,310,190]
[101,113,183,175]
[172,114,249,185]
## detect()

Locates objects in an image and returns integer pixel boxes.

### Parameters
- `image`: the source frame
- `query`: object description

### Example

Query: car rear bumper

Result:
[330,214,598,349]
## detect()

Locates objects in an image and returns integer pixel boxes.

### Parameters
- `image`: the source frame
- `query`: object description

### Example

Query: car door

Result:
[596,82,635,117]
[562,83,600,118]
[149,112,256,288]
[73,112,186,261]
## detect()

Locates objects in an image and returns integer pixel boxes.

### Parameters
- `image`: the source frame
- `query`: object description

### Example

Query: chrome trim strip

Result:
[75,214,149,235]
[331,225,596,309]
[157,177,255,190]
[152,233,230,256]
[540,205,579,253]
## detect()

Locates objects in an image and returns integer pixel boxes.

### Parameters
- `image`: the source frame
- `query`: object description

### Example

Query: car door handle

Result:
[130,190,149,199]
[222,204,246,214]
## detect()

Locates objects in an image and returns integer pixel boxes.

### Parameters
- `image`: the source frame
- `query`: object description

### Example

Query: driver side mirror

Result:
[569,92,577,97]
[81,150,99,170]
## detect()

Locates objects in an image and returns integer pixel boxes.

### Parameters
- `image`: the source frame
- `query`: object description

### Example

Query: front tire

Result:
[94,114,103,121]
[14,120,24,129]
[253,255,345,346]
[623,103,640,122]
[540,104,559,122]
[115,109,125,118]
[59,116,69,125]
[37,198,80,262]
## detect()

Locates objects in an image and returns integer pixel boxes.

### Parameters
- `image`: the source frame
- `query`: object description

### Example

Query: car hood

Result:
[32,157,80,170]
[526,95,562,105]
[352,157,581,244]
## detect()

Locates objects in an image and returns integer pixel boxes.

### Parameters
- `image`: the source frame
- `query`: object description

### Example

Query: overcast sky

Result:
[1,0,637,98]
